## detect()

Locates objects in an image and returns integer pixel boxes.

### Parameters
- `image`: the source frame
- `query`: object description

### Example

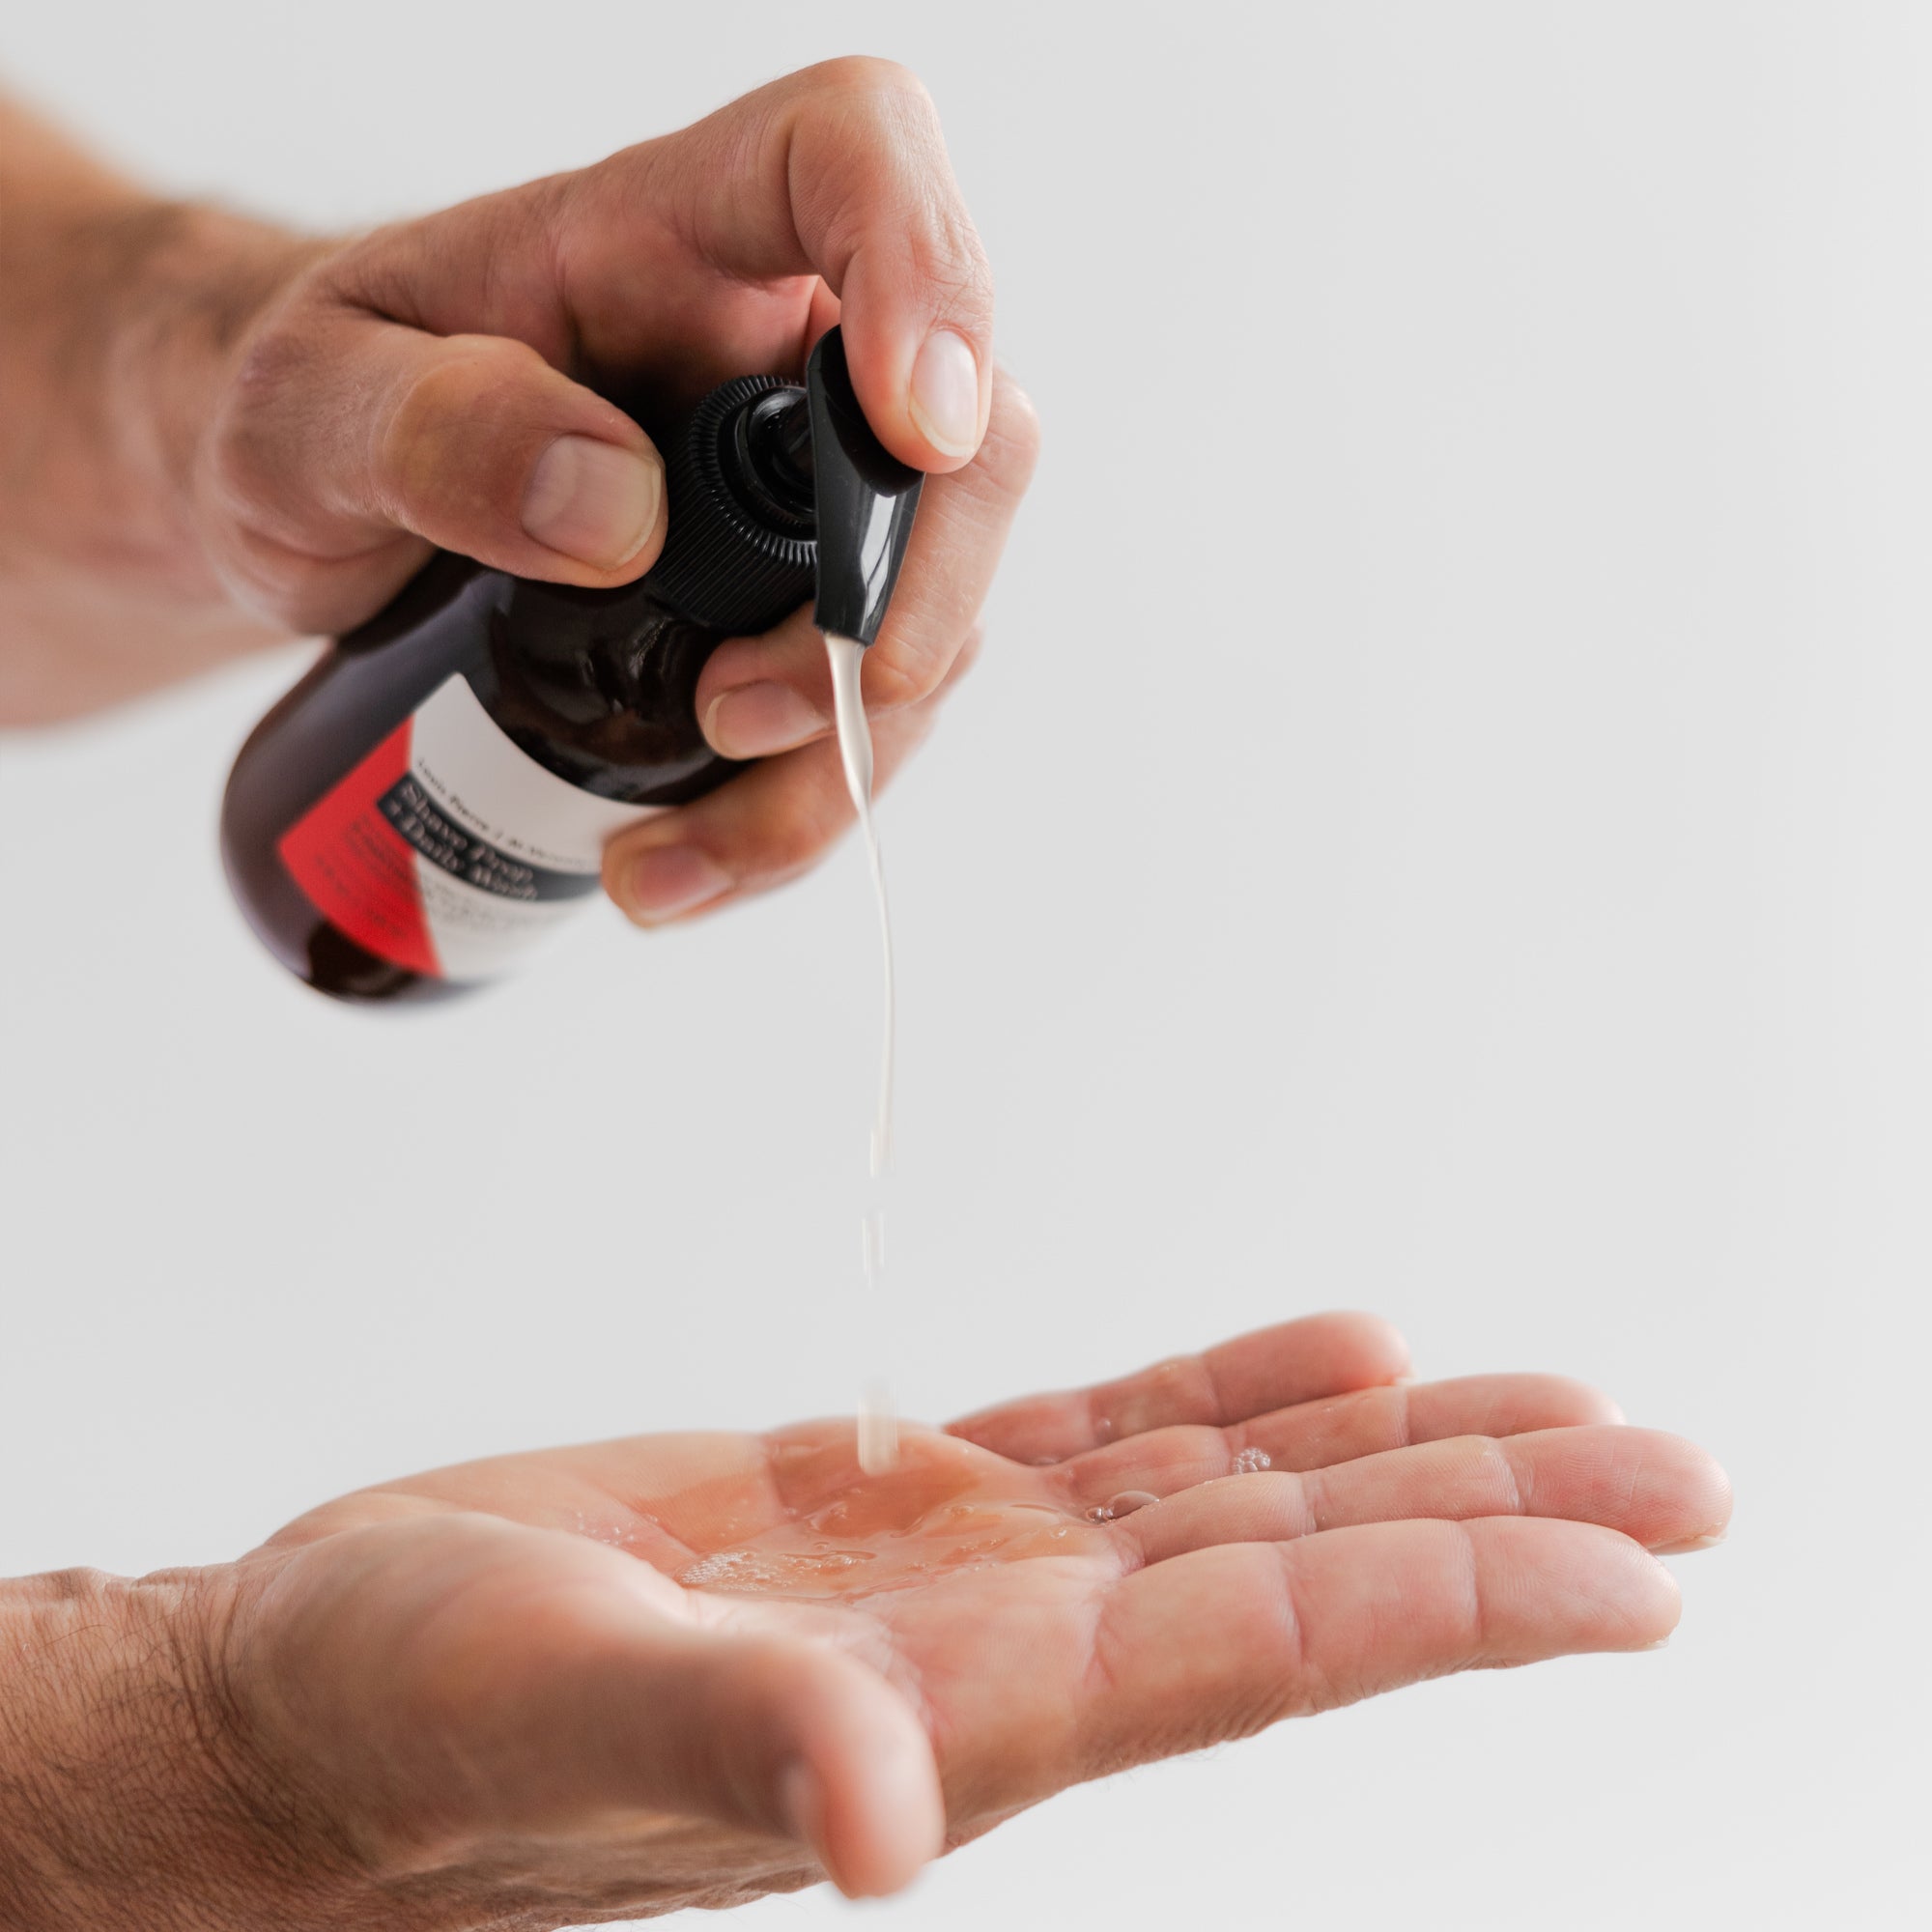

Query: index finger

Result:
[568,57,994,470]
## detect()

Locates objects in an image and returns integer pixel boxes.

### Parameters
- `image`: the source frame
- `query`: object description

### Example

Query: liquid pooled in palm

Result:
[674,1429,1189,1602]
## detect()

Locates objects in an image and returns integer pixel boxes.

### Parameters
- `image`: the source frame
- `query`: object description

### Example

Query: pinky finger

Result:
[601,629,980,926]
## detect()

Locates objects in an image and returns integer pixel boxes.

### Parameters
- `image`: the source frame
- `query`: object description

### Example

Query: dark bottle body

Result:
[221,376,817,1004]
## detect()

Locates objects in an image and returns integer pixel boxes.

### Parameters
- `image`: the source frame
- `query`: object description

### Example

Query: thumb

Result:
[586,1618,946,1898]
[362,1526,950,1899]
[210,315,667,628]
[248,1520,945,1903]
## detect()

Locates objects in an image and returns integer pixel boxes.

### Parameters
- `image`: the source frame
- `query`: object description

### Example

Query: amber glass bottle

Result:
[221,376,821,1004]
[223,327,923,1006]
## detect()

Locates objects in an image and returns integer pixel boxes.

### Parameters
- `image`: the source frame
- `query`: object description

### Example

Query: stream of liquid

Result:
[825,633,899,1473]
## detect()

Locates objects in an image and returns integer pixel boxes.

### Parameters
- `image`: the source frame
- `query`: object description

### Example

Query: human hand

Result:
[0,1315,1728,1928]
[1,62,1035,923]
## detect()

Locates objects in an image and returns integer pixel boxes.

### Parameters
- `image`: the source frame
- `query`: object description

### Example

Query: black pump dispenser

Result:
[806,327,924,645]
[220,326,923,1004]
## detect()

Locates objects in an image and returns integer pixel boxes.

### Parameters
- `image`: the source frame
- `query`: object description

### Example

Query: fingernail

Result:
[907,328,981,457]
[704,680,828,758]
[522,435,661,569]
[621,846,731,923]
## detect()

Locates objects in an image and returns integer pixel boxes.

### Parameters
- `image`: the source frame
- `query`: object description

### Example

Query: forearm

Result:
[0,97,318,720]
[0,1566,357,1932]
[0,1561,618,1932]
[2,1568,225,1927]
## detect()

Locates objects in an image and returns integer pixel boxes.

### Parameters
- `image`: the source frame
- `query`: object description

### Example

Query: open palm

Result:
[210,1315,1728,1922]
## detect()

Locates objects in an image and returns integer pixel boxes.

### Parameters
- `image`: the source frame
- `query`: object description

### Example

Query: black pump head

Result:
[805,327,923,647]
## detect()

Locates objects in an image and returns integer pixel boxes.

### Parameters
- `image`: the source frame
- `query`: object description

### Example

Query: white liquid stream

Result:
[858,1211,896,1476]
[826,632,899,1474]
[826,633,895,1180]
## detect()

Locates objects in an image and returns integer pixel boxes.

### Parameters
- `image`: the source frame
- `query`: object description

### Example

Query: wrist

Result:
[0,1563,364,1932]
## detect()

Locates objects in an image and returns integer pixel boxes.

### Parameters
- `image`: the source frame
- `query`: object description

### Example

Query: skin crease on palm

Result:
[0,62,1734,1932]
[178,1312,1732,1923]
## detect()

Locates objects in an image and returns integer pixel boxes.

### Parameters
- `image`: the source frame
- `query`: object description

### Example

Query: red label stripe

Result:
[276,720,441,977]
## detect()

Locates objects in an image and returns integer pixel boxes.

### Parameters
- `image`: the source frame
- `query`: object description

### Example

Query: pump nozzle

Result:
[805,327,924,647]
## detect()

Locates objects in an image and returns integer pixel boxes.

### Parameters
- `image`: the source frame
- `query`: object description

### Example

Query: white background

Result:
[2,4,1924,1925]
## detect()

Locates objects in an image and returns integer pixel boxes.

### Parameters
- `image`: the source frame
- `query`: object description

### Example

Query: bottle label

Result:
[277,673,660,980]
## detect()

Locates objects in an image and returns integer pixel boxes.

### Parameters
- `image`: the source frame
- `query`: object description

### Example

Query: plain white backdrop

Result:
[2,3,1925,1925]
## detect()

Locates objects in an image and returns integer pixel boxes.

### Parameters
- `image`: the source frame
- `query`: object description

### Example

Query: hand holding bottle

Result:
[0,61,1037,923]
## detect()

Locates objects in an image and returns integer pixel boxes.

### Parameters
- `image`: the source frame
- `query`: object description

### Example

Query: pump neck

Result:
[724,388,815,533]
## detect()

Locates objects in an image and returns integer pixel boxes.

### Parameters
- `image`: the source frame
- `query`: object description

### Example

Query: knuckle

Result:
[380,337,547,512]
[861,645,942,713]
[757,777,852,882]
[788,788,854,872]
[797,58,985,320]
[810,54,933,110]
[910,222,995,330]
[226,314,311,415]
[601,819,665,881]
[1474,1438,1529,1516]
[977,377,1043,498]
[601,822,644,866]
[1278,1467,1323,1538]
[949,624,987,683]
[208,320,314,503]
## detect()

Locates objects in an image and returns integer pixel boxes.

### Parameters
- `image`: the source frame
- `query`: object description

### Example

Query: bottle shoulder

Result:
[264,566,737,811]
[469,576,739,806]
